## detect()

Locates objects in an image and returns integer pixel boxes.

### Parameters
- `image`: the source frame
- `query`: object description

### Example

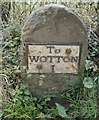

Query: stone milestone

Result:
[21,4,88,96]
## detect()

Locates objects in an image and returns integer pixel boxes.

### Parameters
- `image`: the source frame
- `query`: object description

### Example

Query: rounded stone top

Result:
[21,4,87,43]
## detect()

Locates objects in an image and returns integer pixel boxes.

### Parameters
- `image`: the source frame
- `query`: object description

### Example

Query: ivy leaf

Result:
[85,60,91,70]
[83,77,94,89]
[55,103,67,118]
[24,96,30,101]
[19,83,27,90]
[24,89,30,95]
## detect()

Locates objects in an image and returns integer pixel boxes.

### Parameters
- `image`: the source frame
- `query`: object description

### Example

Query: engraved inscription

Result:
[28,44,80,74]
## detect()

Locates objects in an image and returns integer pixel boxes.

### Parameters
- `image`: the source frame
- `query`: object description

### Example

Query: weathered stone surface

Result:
[21,4,88,96]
